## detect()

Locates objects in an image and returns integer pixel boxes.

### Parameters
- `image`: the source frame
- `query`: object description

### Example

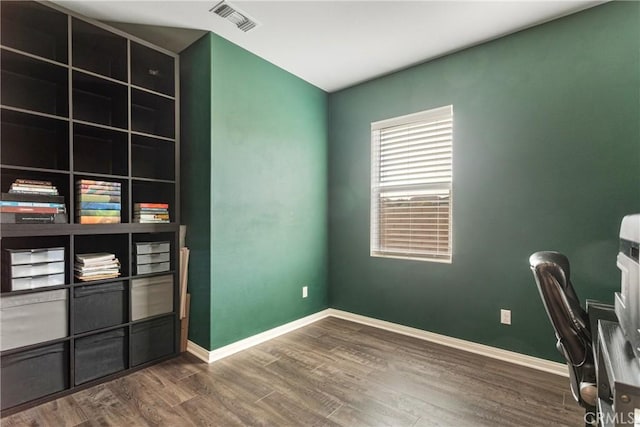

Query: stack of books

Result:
[74,252,120,281]
[133,203,170,223]
[76,180,121,224]
[0,179,67,224]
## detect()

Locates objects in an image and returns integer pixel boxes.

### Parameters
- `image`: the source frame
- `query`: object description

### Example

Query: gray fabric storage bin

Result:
[131,274,173,321]
[131,315,175,366]
[74,329,126,385]
[0,290,68,351]
[74,281,126,334]
[1,342,69,410]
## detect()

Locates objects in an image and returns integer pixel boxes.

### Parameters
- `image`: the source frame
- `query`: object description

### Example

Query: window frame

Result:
[370,105,453,263]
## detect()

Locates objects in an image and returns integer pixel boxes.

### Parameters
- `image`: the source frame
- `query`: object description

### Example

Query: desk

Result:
[595,320,640,426]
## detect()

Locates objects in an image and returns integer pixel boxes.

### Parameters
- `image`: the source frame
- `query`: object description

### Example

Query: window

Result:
[370,105,453,263]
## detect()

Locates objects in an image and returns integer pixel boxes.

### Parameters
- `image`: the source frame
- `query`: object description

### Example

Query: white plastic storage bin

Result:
[2,247,66,291]
[10,261,65,278]
[131,274,173,321]
[135,241,170,255]
[136,262,170,275]
[0,290,68,351]
[135,252,170,265]
[7,273,65,291]
[134,242,170,275]
[4,247,64,264]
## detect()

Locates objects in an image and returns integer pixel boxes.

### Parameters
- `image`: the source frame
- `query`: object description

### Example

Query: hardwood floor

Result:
[2,317,583,426]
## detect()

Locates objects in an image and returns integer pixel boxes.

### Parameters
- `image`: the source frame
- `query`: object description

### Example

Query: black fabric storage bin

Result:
[74,329,126,385]
[74,281,126,334]
[1,342,68,410]
[131,315,174,366]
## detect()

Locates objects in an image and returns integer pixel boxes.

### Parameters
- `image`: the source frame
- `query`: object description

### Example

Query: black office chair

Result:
[529,251,597,413]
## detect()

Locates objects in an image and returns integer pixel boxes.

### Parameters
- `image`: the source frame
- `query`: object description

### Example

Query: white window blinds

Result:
[371,105,453,262]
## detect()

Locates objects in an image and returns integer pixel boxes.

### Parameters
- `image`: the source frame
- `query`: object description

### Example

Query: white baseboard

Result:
[187,309,331,363]
[326,308,568,377]
[186,308,568,377]
[186,339,212,363]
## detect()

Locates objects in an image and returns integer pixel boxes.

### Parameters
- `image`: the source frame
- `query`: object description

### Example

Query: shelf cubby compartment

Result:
[74,328,127,385]
[1,1,68,64]
[1,235,70,293]
[132,232,175,275]
[72,19,127,82]
[0,289,69,352]
[0,1,180,414]
[131,315,174,367]
[73,175,128,225]
[1,49,68,117]
[131,88,175,139]
[132,180,175,222]
[0,169,70,222]
[0,341,69,410]
[73,123,127,176]
[73,281,127,335]
[131,42,174,96]
[72,71,127,129]
[131,134,175,181]
[1,109,69,171]
[73,233,129,283]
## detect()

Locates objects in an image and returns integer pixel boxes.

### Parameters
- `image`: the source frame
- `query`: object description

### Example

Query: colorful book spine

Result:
[135,214,170,220]
[133,207,168,213]
[134,203,169,209]
[78,202,121,210]
[0,201,65,208]
[11,183,56,190]
[76,184,120,190]
[0,206,65,214]
[76,188,121,196]
[77,216,121,224]
[1,192,65,203]
[14,179,53,186]
[76,194,121,203]
[76,210,120,216]
[76,180,122,187]
[0,213,57,224]
[9,186,59,194]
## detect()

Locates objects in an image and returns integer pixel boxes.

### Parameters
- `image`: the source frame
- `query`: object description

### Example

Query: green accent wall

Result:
[181,34,328,350]
[328,2,640,361]
[180,34,212,349]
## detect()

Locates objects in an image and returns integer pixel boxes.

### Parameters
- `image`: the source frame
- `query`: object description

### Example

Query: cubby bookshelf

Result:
[0,0,180,415]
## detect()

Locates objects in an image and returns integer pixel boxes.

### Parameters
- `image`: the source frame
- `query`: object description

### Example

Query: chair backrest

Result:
[529,251,596,408]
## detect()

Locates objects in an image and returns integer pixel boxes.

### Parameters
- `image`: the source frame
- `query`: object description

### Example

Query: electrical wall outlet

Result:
[500,309,511,325]
[302,286,308,298]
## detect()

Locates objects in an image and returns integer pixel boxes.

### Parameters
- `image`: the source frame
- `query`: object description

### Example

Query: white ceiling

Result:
[54,1,604,92]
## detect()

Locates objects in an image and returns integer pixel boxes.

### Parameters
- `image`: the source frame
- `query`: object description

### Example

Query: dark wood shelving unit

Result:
[0,0,180,416]
[72,18,128,83]
[1,49,69,117]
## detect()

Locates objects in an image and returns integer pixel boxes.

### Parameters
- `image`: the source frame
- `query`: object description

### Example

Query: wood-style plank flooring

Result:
[2,317,583,426]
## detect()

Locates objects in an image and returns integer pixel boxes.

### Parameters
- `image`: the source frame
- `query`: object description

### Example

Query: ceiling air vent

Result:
[210,1,258,32]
